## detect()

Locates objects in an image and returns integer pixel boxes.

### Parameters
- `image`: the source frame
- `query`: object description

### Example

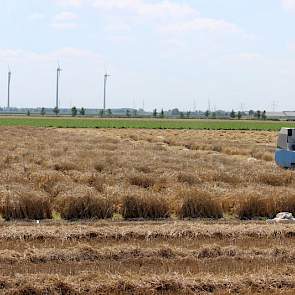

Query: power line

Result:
[240,103,245,113]
[272,101,278,112]
[7,67,11,109]
[208,99,211,112]
[103,73,111,110]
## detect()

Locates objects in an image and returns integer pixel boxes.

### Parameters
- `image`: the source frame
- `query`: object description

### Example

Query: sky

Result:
[0,0,295,111]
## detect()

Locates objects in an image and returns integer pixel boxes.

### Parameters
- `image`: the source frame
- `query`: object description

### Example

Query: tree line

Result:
[28,107,268,120]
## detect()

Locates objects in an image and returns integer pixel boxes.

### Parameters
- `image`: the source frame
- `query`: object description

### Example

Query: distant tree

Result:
[255,110,261,120]
[186,111,191,118]
[171,108,180,116]
[40,107,46,116]
[230,110,236,119]
[133,109,138,117]
[262,110,267,120]
[249,110,255,119]
[80,107,86,116]
[71,106,77,117]
[107,109,112,116]
[153,109,157,118]
[26,110,31,116]
[211,112,216,119]
[126,109,131,117]
[53,106,59,116]
[160,109,165,118]
[180,112,185,119]
[99,109,104,117]
[205,110,210,118]
[237,111,242,120]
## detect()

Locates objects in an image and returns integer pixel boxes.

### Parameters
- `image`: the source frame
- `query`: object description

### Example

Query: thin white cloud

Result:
[55,11,78,22]
[55,0,82,7]
[221,52,264,65]
[52,11,79,30]
[161,18,241,34]
[105,22,132,33]
[92,0,197,20]
[0,48,103,63]
[288,41,295,51]
[28,13,46,21]
[52,0,242,35]
[51,22,78,30]
[282,0,295,11]
[238,53,263,61]
[91,0,241,35]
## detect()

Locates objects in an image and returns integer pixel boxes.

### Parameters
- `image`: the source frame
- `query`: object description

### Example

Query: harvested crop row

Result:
[1,244,295,264]
[1,222,295,242]
[1,273,295,294]
[3,191,295,220]
[1,220,295,295]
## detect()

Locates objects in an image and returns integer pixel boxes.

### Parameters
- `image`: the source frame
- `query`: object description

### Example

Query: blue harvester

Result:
[275,128,295,169]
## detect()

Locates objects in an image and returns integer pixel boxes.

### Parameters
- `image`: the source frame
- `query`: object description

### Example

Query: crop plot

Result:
[0,127,295,294]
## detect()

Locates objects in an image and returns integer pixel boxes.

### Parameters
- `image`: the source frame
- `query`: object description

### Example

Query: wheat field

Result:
[1,127,295,294]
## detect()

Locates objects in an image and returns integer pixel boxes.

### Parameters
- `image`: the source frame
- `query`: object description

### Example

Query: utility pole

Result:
[240,103,245,113]
[56,65,62,109]
[7,68,11,109]
[103,73,111,110]
[272,101,278,112]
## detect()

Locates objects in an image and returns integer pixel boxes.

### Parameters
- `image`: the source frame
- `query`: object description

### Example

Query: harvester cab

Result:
[275,128,295,169]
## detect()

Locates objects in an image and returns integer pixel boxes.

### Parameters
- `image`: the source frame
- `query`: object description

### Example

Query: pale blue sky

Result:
[0,0,295,111]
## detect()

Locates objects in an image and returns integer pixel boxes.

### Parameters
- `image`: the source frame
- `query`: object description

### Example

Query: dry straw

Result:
[178,189,223,219]
[1,192,52,221]
[60,194,113,220]
[122,195,170,219]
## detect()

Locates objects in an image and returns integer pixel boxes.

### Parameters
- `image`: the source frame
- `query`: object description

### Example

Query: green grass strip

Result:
[0,117,294,131]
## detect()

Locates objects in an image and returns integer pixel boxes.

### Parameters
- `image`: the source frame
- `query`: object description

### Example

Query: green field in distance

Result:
[0,117,294,130]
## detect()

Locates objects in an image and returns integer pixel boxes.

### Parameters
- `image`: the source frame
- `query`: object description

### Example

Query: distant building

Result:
[284,112,295,120]
[266,111,295,120]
